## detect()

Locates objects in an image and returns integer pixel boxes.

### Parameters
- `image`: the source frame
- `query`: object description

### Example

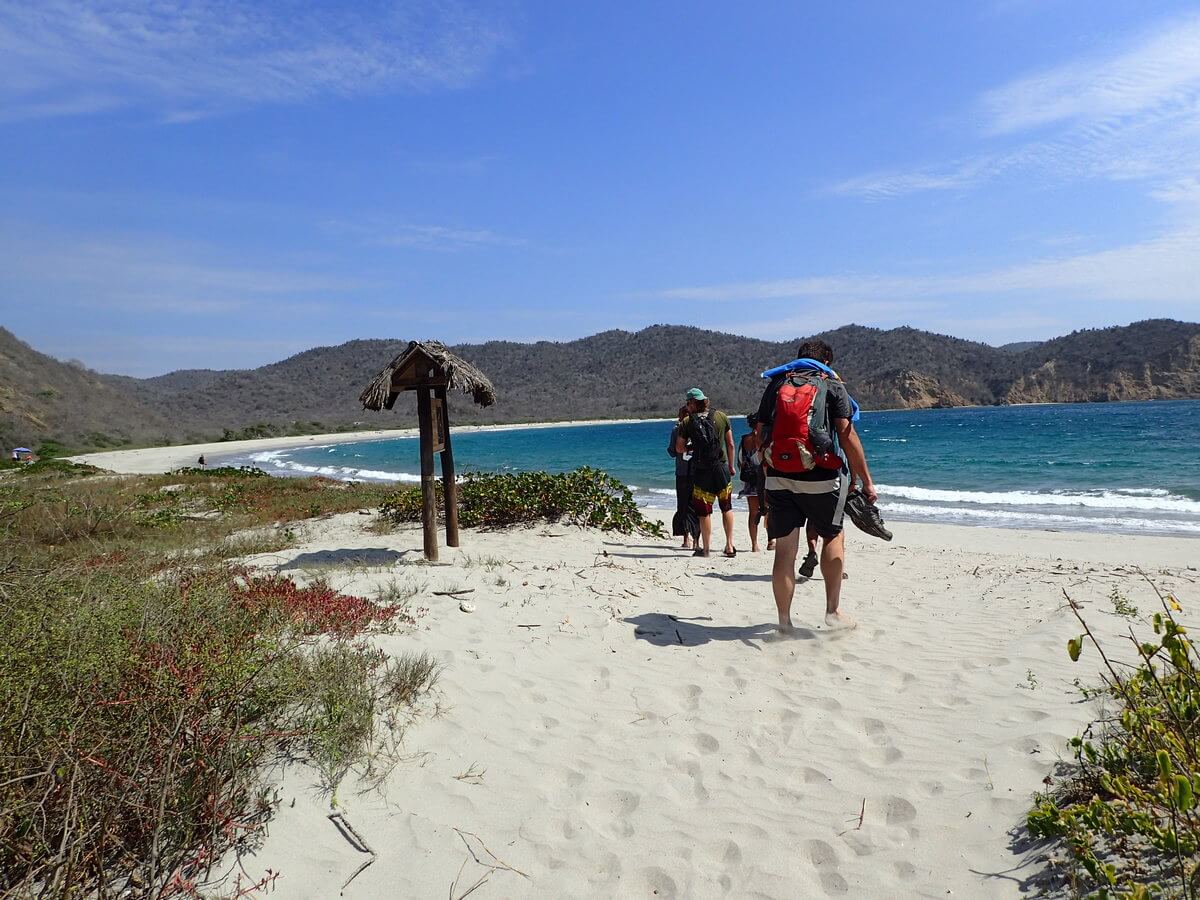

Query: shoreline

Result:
[67,416,1200,541]
[67,416,675,475]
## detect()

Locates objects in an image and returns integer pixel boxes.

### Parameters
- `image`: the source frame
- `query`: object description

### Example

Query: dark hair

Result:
[677,404,689,422]
[746,413,759,427]
[797,339,834,365]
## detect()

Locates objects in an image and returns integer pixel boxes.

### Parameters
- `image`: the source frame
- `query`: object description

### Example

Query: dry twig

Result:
[328,813,377,894]
[453,828,530,880]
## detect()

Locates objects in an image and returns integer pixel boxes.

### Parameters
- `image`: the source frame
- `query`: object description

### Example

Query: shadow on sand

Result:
[276,547,412,570]
[967,822,1067,896]
[624,612,818,650]
[694,572,773,583]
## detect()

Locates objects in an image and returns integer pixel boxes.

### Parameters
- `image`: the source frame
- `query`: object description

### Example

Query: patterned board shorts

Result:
[692,482,733,516]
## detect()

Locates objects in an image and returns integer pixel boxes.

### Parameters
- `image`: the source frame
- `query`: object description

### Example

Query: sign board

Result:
[430,397,446,452]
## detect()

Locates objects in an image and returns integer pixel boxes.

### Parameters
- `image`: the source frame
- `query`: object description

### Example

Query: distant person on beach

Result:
[198,455,206,468]
[668,405,701,550]
[738,413,772,552]
[676,387,737,558]
[758,339,877,630]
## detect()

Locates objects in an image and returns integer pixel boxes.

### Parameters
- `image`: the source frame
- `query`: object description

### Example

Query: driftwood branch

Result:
[328,813,377,894]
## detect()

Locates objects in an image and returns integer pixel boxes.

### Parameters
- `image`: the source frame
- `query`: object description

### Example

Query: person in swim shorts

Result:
[675,387,736,558]
[756,340,877,631]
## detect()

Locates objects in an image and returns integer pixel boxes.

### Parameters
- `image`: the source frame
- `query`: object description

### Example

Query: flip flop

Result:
[723,548,737,558]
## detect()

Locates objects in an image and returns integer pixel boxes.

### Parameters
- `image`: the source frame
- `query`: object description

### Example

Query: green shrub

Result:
[0,559,428,896]
[15,458,103,479]
[1028,585,1200,897]
[0,468,433,896]
[35,439,67,458]
[379,467,666,537]
[172,465,268,478]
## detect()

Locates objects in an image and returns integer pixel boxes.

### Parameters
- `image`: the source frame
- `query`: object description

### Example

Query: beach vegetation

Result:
[1028,583,1200,897]
[379,467,666,537]
[1111,586,1140,619]
[0,466,433,896]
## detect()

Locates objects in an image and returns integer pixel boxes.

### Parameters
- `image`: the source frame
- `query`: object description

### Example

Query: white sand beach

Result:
[191,508,1196,898]
[67,418,673,475]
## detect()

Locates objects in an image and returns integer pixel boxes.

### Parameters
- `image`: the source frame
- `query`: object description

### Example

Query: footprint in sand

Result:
[884,795,918,825]
[641,867,678,898]
[683,683,703,711]
[806,839,839,868]
[694,733,719,754]
[893,860,918,881]
[805,840,849,896]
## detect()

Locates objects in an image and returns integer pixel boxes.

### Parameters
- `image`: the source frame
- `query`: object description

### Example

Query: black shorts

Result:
[765,476,848,540]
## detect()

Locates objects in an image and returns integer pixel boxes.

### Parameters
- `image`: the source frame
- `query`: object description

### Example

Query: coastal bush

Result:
[0,560,428,895]
[1027,583,1200,897]
[13,457,103,478]
[379,467,666,537]
[0,468,434,896]
[171,465,269,478]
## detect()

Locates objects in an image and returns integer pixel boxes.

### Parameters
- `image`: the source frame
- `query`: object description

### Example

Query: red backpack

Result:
[764,373,841,473]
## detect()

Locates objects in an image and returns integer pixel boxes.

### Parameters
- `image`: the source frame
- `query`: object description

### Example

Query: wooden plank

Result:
[417,386,438,562]
[436,386,459,548]
[430,397,446,453]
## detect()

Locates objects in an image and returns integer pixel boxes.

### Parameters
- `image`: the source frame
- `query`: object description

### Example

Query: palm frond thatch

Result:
[359,340,496,411]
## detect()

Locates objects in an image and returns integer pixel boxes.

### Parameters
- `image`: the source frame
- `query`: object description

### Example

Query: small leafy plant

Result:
[1028,582,1200,897]
[379,467,666,537]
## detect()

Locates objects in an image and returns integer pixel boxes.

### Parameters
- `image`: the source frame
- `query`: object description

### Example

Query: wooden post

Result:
[417,386,438,561]
[436,386,459,547]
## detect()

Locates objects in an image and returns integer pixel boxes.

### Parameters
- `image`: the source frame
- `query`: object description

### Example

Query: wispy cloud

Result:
[0,226,363,313]
[656,226,1200,306]
[0,0,512,121]
[981,16,1200,134]
[324,217,526,252]
[833,15,1200,201]
[378,224,524,251]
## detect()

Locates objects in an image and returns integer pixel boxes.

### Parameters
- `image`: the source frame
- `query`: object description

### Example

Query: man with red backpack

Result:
[756,340,877,631]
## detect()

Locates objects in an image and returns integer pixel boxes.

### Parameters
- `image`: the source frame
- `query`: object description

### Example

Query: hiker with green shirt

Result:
[675,387,737,558]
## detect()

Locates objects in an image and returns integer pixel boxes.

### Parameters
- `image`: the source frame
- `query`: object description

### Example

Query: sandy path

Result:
[214,513,1198,898]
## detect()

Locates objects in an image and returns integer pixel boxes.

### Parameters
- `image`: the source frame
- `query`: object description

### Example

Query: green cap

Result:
[686,387,706,401]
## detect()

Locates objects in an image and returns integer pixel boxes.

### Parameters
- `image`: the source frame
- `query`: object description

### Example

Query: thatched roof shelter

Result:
[359,340,496,411]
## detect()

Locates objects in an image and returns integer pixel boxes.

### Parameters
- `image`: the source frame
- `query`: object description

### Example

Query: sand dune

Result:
[199,511,1199,898]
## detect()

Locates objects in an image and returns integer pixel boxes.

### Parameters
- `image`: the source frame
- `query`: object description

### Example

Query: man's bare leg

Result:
[698,513,712,556]
[721,506,736,554]
[772,528,800,632]
[820,532,855,629]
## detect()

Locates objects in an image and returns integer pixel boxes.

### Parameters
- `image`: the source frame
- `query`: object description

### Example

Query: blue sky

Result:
[2,1,1199,375]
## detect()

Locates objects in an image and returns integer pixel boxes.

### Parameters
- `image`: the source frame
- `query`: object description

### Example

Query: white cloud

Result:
[0,0,511,121]
[834,15,1200,201]
[378,224,525,251]
[981,16,1200,134]
[0,227,363,312]
[656,226,1200,306]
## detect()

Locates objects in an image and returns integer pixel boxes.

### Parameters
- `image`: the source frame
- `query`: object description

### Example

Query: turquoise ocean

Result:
[219,400,1200,537]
